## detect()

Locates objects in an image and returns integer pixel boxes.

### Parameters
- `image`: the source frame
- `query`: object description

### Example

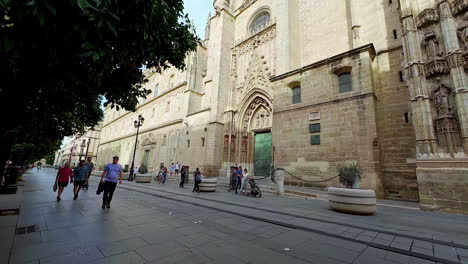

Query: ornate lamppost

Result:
[128,115,144,181]
[84,138,91,160]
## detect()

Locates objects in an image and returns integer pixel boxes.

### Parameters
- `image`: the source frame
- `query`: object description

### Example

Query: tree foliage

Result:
[0,0,198,164]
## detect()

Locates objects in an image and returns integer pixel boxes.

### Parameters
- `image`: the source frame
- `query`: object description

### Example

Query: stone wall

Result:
[417,161,468,214]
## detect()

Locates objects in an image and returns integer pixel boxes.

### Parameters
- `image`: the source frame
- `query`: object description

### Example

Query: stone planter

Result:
[135,174,152,183]
[328,187,376,214]
[199,178,217,192]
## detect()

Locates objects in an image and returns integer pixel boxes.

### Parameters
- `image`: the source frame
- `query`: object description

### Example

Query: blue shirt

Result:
[73,166,88,181]
[104,163,123,183]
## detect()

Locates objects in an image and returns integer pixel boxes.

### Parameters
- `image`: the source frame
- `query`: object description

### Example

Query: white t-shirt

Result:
[175,163,180,170]
[243,173,249,183]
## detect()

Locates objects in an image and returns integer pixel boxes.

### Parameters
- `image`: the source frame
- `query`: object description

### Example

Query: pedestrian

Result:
[55,162,73,201]
[72,160,88,200]
[170,163,175,177]
[175,162,180,177]
[100,156,123,209]
[179,166,185,188]
[162,166,168,183]
[192,168,201,193]
[235,166,243,194]
[229,167,237,192]
[241,169,250,194]
[133,166,138,178]
[83,157,94,190]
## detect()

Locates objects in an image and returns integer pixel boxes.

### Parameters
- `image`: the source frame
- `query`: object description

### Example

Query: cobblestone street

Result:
[1,169,468,264]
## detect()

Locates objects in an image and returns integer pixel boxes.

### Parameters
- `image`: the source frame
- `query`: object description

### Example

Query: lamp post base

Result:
[128,171,134,181]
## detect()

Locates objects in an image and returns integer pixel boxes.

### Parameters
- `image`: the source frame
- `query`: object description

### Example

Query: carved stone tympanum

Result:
[415,9,439,28]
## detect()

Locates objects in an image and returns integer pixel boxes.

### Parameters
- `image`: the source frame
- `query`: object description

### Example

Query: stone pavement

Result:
[1,169,467,264]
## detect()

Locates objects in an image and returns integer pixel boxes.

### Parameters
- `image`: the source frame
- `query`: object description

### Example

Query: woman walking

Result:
[55,162,73,201]
[192,168,201,193]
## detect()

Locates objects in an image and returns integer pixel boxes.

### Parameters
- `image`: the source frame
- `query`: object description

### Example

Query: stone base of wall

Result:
[201,164,222,178]
[416,160,468,215]
[383,170,419,202]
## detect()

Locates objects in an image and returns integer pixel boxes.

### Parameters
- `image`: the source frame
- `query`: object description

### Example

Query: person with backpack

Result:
[192,168,201,193]
[72,160,88,200]
[55,162,73,201]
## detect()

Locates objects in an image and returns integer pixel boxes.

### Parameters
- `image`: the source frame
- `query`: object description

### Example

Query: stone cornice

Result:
[270,44,376,82]
[99,119,183,146]
[273,92,376,115]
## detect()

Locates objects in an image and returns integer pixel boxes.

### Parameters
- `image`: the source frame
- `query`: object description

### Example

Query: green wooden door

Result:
[254,132,272,176]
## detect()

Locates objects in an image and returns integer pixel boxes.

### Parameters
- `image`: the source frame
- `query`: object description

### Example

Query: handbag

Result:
[96,182,105,195]
[53,182,58,192]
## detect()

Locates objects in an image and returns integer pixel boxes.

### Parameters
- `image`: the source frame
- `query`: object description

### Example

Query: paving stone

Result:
[372,238,392,246]
[411,246,434,256]
[361,231,379,238]
[385,251,410,264]
[407,257,436,264]
[376,233,396,241]
[136,241,188,261]
[390,241,411,251]
[208,254,245,264]
[40,246,104,264]
[412,240,433,250]
[457,248,468,257]
[97,236,150,257]
[433,244,460,262]
[460,256,468,264]
[88,251,146,264]
[355,235,374,242]
[13,232,42,248]
[393,236,414,245]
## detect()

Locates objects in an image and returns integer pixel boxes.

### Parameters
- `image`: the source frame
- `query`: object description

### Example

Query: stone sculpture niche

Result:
[431,83,463,155]
[423,30,449,77]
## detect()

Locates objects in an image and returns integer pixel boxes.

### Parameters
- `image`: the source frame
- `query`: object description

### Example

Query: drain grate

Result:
[16,225,37,235]
[0,208,19,216]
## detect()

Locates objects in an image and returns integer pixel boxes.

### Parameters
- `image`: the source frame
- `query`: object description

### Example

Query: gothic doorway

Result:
[254,132,272,176]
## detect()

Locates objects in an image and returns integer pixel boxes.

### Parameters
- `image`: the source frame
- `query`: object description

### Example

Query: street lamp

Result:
[128,115,144,181]
[84,138,91,160]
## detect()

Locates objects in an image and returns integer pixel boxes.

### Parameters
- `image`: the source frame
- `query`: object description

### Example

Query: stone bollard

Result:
[275,169,285,196]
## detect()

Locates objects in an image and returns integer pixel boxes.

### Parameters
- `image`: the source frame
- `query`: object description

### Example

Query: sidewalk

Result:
[5,169,468,264]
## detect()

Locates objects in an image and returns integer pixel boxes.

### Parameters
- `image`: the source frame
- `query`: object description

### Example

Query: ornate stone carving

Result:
[424,59,449,77]
[238,0,257,13]
[430,83,463,154]
[463,52,468,69]
[405,63,425,79]
[457,12,468,51]
[415,9,439,28]
[438,1,454,20]
[423,30,444,59]
[240,52,269,99]
[242,97,272,130]
[451,0,468,16]
[234,23,276,55]
[446,51,464,68]
[402,16,417,33]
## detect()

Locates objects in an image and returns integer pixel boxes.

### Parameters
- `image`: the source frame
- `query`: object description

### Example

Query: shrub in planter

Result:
[139,164,148,174]
[328,163,376,214]
[123,165,129,173]
[337,163,361,188]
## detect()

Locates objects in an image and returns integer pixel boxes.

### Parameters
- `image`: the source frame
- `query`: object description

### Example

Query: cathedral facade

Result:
[97,0,468,213]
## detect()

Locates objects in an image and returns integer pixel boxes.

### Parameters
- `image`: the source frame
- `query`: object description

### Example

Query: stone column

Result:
[438,1,468,154]
[401,13,439,158]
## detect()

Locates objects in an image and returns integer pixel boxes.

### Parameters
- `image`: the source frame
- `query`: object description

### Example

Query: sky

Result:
[183,0,213,39]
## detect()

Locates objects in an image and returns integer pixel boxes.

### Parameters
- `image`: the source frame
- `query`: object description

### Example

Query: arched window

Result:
[250,11,270,33]
[338,72,352,93]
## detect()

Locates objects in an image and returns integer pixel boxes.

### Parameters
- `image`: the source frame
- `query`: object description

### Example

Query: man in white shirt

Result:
[175,162,180,177]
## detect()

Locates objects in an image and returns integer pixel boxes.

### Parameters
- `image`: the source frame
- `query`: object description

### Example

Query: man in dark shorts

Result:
[72,160,87,200]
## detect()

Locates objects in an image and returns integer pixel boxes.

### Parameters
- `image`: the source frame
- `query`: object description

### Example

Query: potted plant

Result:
[135,164,151,183]
[328,163,376,214]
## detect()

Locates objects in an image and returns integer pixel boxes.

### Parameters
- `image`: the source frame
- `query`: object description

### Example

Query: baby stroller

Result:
[248,178,262,198]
